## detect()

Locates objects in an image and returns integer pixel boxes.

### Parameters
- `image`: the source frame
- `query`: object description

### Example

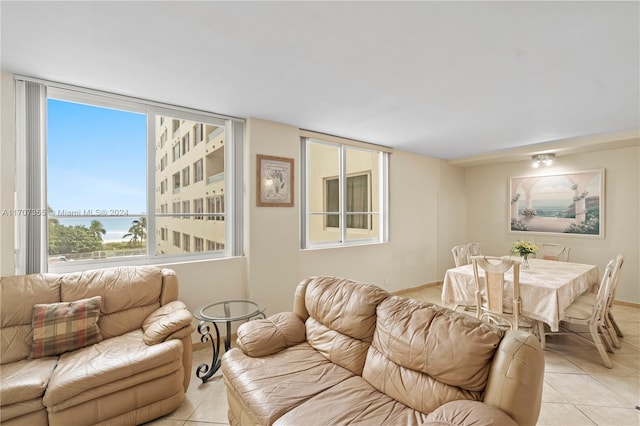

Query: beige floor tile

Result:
[566,350,638,377]
[543,350,587,374]
[612,307,640,324]
[613,352,640,372]
[537,403,596,425]
[617,335,640,352]
[188,378,229,423]
[592,375,640,405]
[577,405,640,426]
[159,389,206,422]
[545,373,632,407]
[144,417,186,425]
[541,381,568,403]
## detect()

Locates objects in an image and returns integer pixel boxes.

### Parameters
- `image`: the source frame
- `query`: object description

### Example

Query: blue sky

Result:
[47,99,147,215]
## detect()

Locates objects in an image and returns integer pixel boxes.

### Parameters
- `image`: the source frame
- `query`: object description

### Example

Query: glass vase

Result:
[521,254,530,269]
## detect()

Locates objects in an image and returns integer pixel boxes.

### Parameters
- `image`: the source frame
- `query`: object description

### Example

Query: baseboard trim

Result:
[393,281,442,296]
[614,299,640,308]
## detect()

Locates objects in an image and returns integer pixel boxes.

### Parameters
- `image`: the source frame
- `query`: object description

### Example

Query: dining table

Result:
[441,257,599,332]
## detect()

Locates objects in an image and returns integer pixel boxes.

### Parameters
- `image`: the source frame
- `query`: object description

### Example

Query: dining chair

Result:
[471,256,522,330]
[465,242,482,262]
[539,243,570,261]
[574,254,624,348]
[556,258,616,368]
[451,245,469,267]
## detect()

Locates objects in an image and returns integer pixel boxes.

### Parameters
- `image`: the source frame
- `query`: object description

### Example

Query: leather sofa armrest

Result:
[425,400,517,426]
[483,330,544,426]
[142,300,194,345]
[237,312,306,357]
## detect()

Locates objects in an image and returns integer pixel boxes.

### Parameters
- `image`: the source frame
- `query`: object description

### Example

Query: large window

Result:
[15,78,243,273]
[301,135,389,248]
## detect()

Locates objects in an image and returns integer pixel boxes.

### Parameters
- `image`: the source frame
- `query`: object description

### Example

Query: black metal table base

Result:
[195,311,266,383]
[195,321,222,383]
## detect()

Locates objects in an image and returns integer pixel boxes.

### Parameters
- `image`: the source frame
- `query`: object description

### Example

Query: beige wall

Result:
[437,160,468,275]
[243,119,450,315]
[0,73,16,277]
[465,145,640,304]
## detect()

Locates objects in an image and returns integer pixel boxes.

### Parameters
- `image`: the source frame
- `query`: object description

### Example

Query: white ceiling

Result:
[1,1,639,160]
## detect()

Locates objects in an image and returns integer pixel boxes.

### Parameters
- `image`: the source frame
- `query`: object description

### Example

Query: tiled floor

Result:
[148,284,640,426]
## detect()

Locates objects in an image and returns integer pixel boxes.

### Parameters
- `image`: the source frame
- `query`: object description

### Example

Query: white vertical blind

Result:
[15,79,47,274]
[231,119,244,257]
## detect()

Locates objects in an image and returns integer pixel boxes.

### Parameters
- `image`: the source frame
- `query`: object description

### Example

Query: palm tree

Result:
[123,217,147,247]
[47,205,59,226]
[89,220,106,241]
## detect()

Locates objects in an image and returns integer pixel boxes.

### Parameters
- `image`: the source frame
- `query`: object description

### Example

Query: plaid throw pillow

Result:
[29,296,102,359]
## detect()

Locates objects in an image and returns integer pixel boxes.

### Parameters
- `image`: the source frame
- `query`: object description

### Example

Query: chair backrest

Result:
[540,243,570,261]
[471,256,521,330]
[606,255,624,310]
[466,242,483,261]
[591,259,616,323]
[451,245,469,267]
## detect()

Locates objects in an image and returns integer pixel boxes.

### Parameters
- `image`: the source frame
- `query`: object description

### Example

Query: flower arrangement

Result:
[521,208,536,217]
[511,239,538,258]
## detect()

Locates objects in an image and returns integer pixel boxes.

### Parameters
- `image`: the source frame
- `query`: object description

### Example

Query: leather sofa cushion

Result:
[361,297,504,413]
[1,406,47,425]
[364,345,483,414]
[236,312,306,357]
[47,368,184,422]
[43,329,183,407]
[222,342,355,425]
[60,266,163,338]
[1,324,36,366]
[274,376,430,426]
[142,301,193,346]
[29,296,102,359]
[304,276,388,342]
[0,399,46,423]
[371,297,503,391]
[425,400,517,426]
[0,357,57,406]
[305,316,372,375]
[60,266,162,314]
[0,274,61,364]
[304,277,388,375]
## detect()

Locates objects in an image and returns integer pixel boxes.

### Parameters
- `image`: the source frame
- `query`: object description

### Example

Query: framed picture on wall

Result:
[509,169,605,238]
[257,154,294,207]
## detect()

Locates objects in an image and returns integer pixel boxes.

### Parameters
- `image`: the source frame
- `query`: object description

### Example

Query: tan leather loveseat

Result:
[222,276,544,426]
[0,266,194,425]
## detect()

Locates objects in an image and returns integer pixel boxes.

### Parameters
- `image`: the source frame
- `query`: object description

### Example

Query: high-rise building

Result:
[155,116,226,254]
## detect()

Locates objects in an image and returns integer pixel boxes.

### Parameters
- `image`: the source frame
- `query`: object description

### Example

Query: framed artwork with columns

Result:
[509,169,604,238]
[256,154,294,207]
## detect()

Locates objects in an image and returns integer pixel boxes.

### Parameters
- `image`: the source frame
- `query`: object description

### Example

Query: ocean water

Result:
[518,199,573,217]
[518,197,599,218]
[51,216,143,243]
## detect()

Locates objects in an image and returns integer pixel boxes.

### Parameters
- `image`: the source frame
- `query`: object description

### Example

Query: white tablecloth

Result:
[442,258,599,331]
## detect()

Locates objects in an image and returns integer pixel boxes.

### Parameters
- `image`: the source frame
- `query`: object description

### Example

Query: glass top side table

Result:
[193,299,266,383]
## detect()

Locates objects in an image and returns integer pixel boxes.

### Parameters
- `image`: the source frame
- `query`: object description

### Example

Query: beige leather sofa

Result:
[0,266,194,425]
[222,276,544,426]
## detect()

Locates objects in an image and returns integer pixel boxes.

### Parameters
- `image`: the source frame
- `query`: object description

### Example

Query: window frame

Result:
[301,136,389,249]
[14,77,244,274]
[324,172,372,230]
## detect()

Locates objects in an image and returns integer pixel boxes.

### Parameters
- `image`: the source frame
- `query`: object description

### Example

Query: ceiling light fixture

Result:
[532,153,555,168]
